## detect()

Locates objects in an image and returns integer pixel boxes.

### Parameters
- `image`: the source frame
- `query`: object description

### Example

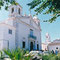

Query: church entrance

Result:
[30,42,33,51]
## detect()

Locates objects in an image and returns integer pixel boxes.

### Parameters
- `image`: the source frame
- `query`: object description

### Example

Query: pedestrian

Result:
[51,50,54,54]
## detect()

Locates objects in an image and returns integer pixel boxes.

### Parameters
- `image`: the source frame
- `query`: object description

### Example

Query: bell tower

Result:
[9,4,22,17]
[45,33,51,45]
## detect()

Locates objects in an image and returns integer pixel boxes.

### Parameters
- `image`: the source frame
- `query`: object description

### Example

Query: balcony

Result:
[28,34,37,40]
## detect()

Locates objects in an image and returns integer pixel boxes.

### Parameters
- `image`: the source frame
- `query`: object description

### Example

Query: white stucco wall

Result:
[48,45,60,52]
[42,43,47,51]
[0,23,16,50]
[0,26,4,39]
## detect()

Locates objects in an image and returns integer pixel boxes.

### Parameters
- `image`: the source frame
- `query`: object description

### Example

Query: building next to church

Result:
[42,43,47,51]
[42,33,60,52]
[0,4,42,51]
[42,33,51,51]
[48,39,60,52]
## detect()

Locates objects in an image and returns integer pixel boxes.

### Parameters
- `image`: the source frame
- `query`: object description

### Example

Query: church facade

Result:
[0,4,41,51]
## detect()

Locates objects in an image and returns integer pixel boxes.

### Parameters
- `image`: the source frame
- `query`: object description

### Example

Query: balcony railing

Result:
[28,34,37,40]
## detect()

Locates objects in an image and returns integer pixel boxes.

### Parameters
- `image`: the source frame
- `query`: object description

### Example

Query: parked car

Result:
[29,51,43,56]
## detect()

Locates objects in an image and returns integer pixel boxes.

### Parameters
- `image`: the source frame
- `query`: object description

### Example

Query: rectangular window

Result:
[9,29,12,34]
[22,41,25,48]
[30,29,33,36]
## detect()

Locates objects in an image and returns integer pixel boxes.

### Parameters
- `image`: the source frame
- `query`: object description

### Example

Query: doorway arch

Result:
[30,42,33,51]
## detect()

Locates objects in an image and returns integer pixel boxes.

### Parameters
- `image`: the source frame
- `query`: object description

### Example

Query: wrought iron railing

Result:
[28,34,37,40]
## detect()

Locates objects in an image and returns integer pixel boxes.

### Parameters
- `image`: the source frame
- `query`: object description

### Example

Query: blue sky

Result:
[0,0,60,43]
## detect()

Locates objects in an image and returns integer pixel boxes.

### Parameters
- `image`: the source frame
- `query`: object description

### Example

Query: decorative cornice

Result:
[42,43,47,45]
[9,4,22,8]
[7,17,41,31]
[0,23,16,30]
[48,42,60,46]
[17,17,41,31]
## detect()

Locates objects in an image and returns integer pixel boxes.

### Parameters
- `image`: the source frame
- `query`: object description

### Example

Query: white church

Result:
[42,33,51,51]
[0,4,42,51]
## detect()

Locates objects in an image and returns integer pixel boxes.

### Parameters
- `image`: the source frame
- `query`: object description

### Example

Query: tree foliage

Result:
[0,0,18,10]
[4,48,31,60]
[0,0,60,22]
[28,0,60,23]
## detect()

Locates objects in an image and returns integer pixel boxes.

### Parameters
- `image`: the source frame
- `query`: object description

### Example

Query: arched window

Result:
[18,8,20,14]
[11,8,14,13]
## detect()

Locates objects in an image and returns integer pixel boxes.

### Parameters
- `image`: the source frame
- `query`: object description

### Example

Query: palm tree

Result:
[0,51,5,60]
[4,48,31,60]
